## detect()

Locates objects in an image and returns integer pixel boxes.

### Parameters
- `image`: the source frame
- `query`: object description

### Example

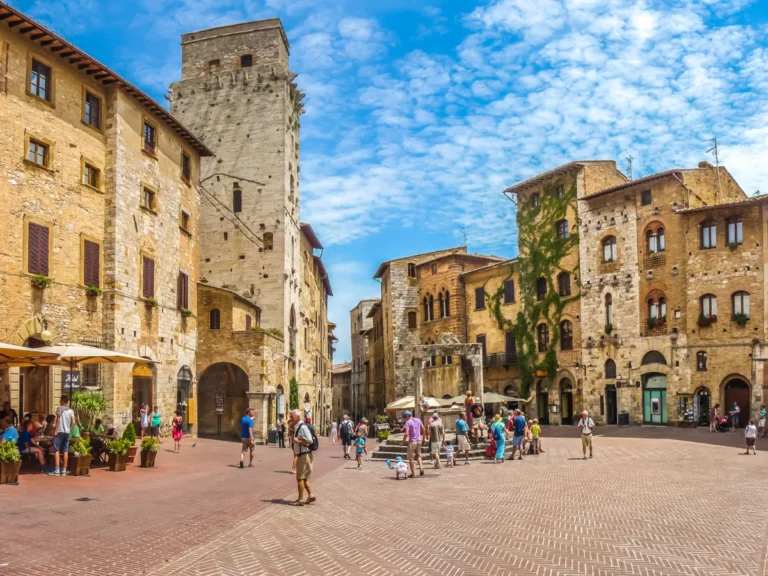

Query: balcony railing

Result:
[644,252,666,269]
[462,353,518,369]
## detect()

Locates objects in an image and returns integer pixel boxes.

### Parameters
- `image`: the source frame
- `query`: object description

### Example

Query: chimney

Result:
[698,161,714,169]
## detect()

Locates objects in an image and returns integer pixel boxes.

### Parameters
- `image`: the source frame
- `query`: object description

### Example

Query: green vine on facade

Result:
[486,181,581,399]
[289,377,299,410]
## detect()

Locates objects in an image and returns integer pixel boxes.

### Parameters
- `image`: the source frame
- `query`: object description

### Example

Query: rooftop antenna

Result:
[706,137,723,203]
[624,152,634,181]
[460,226,468,246]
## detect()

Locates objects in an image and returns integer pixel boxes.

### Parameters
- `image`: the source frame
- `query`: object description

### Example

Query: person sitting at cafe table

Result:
[0,416,18,444]
[34,414,46,435]
[90,419,105,437]
[70,416,81,440]
[43,414,56,437]
[18,422,45,470]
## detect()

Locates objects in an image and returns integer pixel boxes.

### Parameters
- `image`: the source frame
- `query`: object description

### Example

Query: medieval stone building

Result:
[350,299,377,422]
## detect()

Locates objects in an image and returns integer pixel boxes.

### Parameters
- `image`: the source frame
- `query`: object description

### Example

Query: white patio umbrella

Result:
[385,395,448,412]
[448,392,520,405]
[0,342,60,366]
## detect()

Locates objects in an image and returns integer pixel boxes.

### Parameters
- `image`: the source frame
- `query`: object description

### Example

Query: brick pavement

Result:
[0,438,344,576]
[151,433,768,576]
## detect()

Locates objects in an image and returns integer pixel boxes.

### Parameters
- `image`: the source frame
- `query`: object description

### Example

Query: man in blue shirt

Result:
[240,408,255,469]
[455,415,471,465]
[0,416,18,445]
[508,410,527,461]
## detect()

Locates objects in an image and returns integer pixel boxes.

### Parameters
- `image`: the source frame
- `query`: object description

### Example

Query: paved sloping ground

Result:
[150,434,768,576]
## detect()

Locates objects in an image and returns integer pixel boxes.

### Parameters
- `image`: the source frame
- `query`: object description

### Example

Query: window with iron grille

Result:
[177,271,189,309]
[84,91,101,129]
[83,240,100,287]
[28,222,50,276]
[142,256,155,298]
[30,59,51,101]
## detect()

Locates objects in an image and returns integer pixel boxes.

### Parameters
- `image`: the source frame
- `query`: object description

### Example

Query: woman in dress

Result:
[490,414,506,464]
[330,419,338,445]
[172,410,183,453]
[139,403,149,440]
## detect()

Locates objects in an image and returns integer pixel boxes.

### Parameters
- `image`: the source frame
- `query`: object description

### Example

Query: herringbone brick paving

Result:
[148,435,768,576]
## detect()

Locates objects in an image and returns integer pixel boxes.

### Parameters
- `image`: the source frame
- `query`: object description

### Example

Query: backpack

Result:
[297,422,319,452]
[342,420,354,436]
[492,424,502,442]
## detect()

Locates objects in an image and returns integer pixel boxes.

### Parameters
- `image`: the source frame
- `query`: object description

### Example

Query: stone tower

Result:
[169,20,304,362]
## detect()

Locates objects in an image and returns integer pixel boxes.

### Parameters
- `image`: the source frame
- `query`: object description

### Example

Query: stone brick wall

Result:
[350,299,376,421]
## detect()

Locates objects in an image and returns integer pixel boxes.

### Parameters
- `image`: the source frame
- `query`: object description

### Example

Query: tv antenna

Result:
[460,226,468,246]
[624,153,634,181]
[706,137,723,203]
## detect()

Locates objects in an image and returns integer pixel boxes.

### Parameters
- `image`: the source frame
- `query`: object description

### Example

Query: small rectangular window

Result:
[30,59,51,101]
[503,279,515,304]
[641,189,652,206]
[408,311,417,329]
[143,122,156,154]
[240,55,253,68]
[180,210,190,232]
[83,163,100,188]
[141,187,156,212]
[233,188,242,213]
[177,271,189,309]
[142,257,155,298]
[476,334,487,359]
[181,152,191,182]
[84,91,101,129]
[83,240,100,287]
[27,139,48,167]
[431,263,438,275]
[475,286,486,310]
[27,222,50,276]
[407,263,416,278]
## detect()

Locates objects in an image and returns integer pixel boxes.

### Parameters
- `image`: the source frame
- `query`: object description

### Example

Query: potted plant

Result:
[733,312,749,326]
[107,438,131,472]
[122,423,138,463]
[140,436,159,468]
[85,285,102,297]
[144,297,158,309]
[0,441,21,485]
[30,274,52,289]
[68,437,93,477]
[179,307,194,318]
[71,390,107,433]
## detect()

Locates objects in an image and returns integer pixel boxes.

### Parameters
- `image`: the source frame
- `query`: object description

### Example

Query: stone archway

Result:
[722,376,750,428]
[198,362,249,437]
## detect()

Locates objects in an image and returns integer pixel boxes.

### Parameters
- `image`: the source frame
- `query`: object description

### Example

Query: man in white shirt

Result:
[577,410,595,460]
[51,395,75,476]
[291,409,316,505]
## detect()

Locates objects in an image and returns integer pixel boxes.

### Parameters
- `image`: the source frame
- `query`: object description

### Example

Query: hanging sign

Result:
[215,392,224,414]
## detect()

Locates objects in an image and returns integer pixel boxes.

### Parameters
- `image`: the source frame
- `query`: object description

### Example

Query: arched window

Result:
[440,290,450,317]
[645,224,665,254]
[263,232,273,250]
[602,236,617,262]
[646,294,667,321]
[556,219,568,239]
[560,320,573,350]
[605,293,613,326]
[557,272,571,297]
[696,351,708,372]
[537,323,549,352]
[604,359,616,379]
[642,350,667,365]
[531,193,540,208]
[701,220,716,249]
[732,291,750,317]
[646,229,656,253]
[657,227,665,251]
[437,292,444,318]
[209,309,220,330]
[647,297,657,319]
[700,294,717,318]
[536,277,547,301]
[423,294,434,322]
[727,217,743,245]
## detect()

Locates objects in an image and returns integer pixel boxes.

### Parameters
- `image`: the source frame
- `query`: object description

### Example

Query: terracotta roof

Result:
[460,258,518,277]
[332,363,351,374]
[313,256,332,297]
[373,246,466,278]
[415,253,505,268]
[197,282,261,311]
[503,161,622,195]
[581,170,682,200]
[300,223,323,250]
[0,2,213,156]
[366,301,382,319]
[675,194,768,214]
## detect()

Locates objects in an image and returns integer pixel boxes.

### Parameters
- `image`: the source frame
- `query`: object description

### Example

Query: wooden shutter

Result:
[177,272,189,309]
[505,331,516,355]
[28,222,49,276]
[246,314,252,330]
[83,240,100,287]
[143,257,155,298]
[504,279,514,303]
[475,287,485,310]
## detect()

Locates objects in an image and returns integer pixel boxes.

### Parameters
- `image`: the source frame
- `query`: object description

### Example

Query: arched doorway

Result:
[724,378,750,428]
[694,387,710,427]
[20,336,50,418]
[560,379,573,425]
[177,366,193,434]
[605,384,617,425]
[536,380,549,425]
[642,373,667,424]
[132,360,154,434]
[198,363,249,437]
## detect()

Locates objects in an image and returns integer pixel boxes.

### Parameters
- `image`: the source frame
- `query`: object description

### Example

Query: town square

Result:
[1,0,768,574]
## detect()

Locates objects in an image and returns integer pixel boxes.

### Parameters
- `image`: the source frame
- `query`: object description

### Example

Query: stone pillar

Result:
[471,353,484,406]
[412,359,424,422]
[247,391,271,444]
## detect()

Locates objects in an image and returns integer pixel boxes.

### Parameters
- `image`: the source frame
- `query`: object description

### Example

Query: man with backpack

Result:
[339,414,355,459]
[291,409,317,506]
[508,409,526,461]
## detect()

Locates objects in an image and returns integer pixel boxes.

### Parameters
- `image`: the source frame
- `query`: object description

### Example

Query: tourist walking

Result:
[288,417,297,474]
[240,408,255,468]
[357,417,370,460]
[577,410,594,459]
[331,419,338,445]
[401,411,426,477]
[730,401,741,431]
[354,430,366,469]
[50,395,75,476]
[745,419,758,454]
[500,401,510,428]
[290,409,316,506]
[455,413,471,465]
[139,403,149,440]
[172,410,183,453]
[339,414,354,459]
[276,414,286,448]
[490,415,506,463]
[760,405,767,438]
[428,412,444,469]
[151,406,161,440]
[508,409,526,461]
[709,403,719,432]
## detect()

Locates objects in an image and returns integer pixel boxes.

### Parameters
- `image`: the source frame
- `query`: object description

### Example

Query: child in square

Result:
[354,431,366,469]
[444,439,455,467]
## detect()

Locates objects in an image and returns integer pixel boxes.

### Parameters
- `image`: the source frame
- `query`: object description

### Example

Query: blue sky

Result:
[10,0,768,362]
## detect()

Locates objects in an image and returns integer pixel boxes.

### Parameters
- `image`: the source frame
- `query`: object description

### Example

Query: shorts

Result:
[341,436,352,447]
[747,438,756,446]
[759,419,765,429]
[532,437,540,448]
[151,426,160,437]
[296,453,312,480]
[406,441,422,460]
[53,432,70,454]
[582,434,593,451]
[356,450,364,457]
[241,438,254,451]
[430,442,441,455]
[512,434,523,447]
[457,435,470,452]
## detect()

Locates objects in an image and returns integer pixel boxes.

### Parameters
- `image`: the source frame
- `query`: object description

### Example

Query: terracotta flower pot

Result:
[108,453,128,472]
[68,454,92,477]
[140,450,157,468]
[0,460,22,484]
[126,445,138,464]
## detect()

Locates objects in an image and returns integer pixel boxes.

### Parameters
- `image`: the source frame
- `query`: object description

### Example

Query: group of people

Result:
[333,414,369,467]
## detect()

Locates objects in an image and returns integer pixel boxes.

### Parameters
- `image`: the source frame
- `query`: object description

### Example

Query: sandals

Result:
[306,496,317,504]
[290,500,306,507]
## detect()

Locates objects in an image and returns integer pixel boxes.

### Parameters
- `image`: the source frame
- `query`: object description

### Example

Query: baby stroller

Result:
[715,415,730,433]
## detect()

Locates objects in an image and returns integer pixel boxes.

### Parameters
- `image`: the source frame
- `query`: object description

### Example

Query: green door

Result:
[643,374,667,424]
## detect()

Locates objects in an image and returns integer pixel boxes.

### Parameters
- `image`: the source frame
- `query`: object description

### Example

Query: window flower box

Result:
[144,297,158,309]
[698,314,716,327]
[179,307,194,318]
[732,313,749,326]
[85,285,102,297]
[30,274,52,289]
